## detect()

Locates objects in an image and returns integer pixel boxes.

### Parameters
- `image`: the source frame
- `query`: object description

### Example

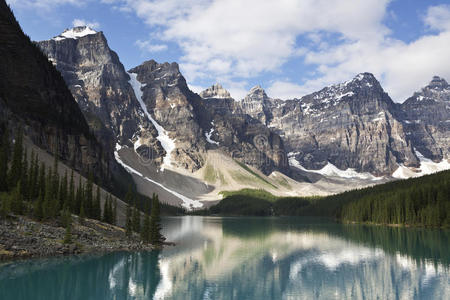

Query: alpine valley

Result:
[35,25,450,210]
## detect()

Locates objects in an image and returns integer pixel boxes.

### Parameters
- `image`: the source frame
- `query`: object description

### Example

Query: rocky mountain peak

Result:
[52,26,98,41]
[426,76,449,91]
[199,83,232,99]
[244,85,269,102]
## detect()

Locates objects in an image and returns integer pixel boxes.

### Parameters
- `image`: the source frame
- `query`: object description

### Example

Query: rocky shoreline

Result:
[0,215,161,262]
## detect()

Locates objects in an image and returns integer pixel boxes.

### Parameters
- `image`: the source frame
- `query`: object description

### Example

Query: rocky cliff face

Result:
[240,85,273,125]
[0,2,109,181]
[244,73,418,176]
[400,76,450,161]
[37,27,156,148]
[128,62,288,175]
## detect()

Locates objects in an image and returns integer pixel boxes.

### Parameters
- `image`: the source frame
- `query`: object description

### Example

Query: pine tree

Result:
[43,167,53,220]
[0,126,9,192]
[21,148,29,202]
[132,197,141,233]
[38,162,45,202]
[125,186,133,238]
[112,197,117,225]
[51,157,60,216]
[75,177,83,215]
[11,181,23,215]
[34,187,44,221]
[85,172,93,218]
[79,202,86,225]
[33,165,45,221]
[93,186,101,220]
[68,171,75,213]
[125,202,133,238]
[141,201,151,243]
[60,171,68,211]
[149,194,165,245]
[63,209,72,244]
[8,128,23,188]
[27,151,37,201]
[0,192,11,218]
[103,194,112,224]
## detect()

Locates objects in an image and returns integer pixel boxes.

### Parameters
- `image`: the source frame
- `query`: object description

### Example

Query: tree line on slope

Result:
[0,125,165,245]
[204,170,450,228]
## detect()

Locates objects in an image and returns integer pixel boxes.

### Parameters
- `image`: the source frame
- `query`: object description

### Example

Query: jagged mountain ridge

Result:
[35,25,450,206]
[238,73,449,176]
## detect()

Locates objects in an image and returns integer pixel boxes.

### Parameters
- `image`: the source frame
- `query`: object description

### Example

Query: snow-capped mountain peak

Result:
[52,26,98,41]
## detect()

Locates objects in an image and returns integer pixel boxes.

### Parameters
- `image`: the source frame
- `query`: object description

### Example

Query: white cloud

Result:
[72,19,100,29]
[7,0,86,10]
[267,81,308,100]
[135,40,168,53]
[424,4,450,32]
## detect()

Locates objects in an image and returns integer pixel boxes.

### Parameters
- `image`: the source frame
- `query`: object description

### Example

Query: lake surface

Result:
[0,216,449,299]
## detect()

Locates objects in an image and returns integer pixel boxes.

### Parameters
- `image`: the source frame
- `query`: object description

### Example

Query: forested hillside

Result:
[207,170,450,228]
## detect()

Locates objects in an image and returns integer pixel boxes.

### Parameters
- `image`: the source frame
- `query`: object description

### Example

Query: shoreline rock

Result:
[0,215,164,263]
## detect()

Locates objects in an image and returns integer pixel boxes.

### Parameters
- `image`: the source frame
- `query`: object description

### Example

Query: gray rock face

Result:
[37,27,154,146]
[129,60,207,171]
[128,64,289,175]
[400,76,450,160]
[201,86,289,175]
[245,73,418,176]
[37,27,166,172]
[199,83,231,99]
[241,85,273,125]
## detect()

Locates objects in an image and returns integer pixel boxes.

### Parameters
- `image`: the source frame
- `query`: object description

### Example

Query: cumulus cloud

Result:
[72,19,100,29]
[107,0,450,102]
[424,4,450,32]
[135,40,168,53]
[7,0,86,10]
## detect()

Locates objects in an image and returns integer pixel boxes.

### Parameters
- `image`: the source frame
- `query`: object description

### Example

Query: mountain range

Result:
[12,25,449,209]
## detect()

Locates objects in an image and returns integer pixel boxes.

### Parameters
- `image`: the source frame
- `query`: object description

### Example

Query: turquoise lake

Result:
[0,216,449,299]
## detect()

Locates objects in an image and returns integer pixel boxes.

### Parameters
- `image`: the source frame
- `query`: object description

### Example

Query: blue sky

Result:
[7,0,450,101]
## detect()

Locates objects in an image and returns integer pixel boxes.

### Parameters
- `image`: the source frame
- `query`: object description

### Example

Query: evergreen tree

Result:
[68,170,75,213]
[63,209,72,244]
[125,202,133,238]
[34,187,44,221]
[141,201,151,243]
[60,171,68,211]
[0,126,9,192]
[51,157,60,216]
[132,197,141,233]
[11,180,23,215]
[149,194,165,245]
[0,192,11,218]
[8,128,23,188]
[43,167,53,220]
[85,172,94,218]
[112,197,117,225]
[27,151,37,201]
[93,186,101,220]
[38,162,45,202]
[33,165,45,221]
[21,149,29,202]
[74,177,83,215]
[79,202,86,225]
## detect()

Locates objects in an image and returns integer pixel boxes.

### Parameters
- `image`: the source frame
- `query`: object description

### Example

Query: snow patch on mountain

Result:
[129,72,176,171]
[114,143,203,210]
[53,26,97,41]
[288,153,382,180]
[205,121,219,145]
[392,150,450,179]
